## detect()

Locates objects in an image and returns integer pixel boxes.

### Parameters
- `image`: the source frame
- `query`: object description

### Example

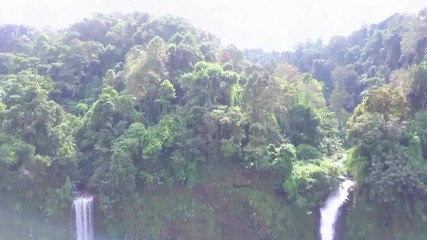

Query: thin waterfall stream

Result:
[319,179,354,240]
[319,154,354,240]
[74,195,94,240]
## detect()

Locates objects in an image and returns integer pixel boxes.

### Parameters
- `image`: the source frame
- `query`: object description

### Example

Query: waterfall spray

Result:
[319,179,354,240]
[74,195,94,240]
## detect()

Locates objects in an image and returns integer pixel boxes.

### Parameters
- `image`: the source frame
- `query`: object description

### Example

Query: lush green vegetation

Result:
[0,7,427,240]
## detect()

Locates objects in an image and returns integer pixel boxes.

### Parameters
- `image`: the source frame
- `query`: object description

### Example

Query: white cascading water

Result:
[319,179,354,240]
[74,195,94,240]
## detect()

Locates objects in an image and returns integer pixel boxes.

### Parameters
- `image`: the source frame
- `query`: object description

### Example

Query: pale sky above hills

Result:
[0,0,425,51]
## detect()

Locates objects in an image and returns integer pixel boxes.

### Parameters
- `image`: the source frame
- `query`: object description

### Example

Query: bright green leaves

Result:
[287,99,320,146]
[366,142,426,204]
[157,79,176,103]
[353,124,427,205]
[108,140,138,195]
[348,87,408,141]
[44,177,73,219]
[0,133,34,166]
[0,132,36,197]
[346,87,409,192]
[286,97,340,155]
[90,86,119,129]
[180,61,238,106]
[88,86,139,130]
[197,105,246,160]
[284,161,339,209]
[347,112,384,146]
[0,72,61,157]
[266,143,296,176]
[156,79,176,114]
[362,87,408,121]
[243,140,296,177]
[100,123,144,226]
[0,71,76,211]
[76,86,140,187]
[120,37,169,122]
[347,100,427,216]
[411,111,427,158]
[296,144,322,161]
[0,71,74,158]
[101,112,194,195]
[50,121,76,164]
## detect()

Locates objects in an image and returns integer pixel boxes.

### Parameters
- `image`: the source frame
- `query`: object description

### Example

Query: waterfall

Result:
[319,179,354,240]
[74,195,94,240]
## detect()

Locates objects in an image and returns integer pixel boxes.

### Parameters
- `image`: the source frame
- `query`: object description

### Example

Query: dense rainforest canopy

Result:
[0,8,427,240]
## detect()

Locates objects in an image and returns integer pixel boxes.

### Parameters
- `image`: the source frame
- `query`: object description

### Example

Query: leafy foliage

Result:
[0,8,426,240]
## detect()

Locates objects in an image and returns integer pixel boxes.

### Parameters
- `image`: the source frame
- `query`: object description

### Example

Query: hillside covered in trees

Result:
[1,7,427,240]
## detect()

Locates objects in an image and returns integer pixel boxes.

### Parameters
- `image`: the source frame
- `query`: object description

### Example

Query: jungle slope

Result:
[0,7,427,240]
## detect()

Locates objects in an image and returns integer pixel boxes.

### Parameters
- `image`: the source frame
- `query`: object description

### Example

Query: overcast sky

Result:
[0,0,425,51]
